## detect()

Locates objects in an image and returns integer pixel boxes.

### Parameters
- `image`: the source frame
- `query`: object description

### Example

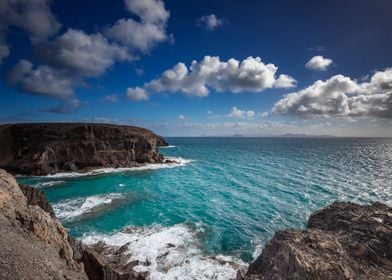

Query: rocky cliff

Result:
[0,123,168,175]
[0,169,87,280]
[247,202,392,280]
[1,167,391,280]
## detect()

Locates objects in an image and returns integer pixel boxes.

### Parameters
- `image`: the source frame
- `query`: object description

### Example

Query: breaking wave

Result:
[160,145,177,149]
[53,193,126,221]
[33,180,66,188]
[82,223,247,280]
[38,156,194,178]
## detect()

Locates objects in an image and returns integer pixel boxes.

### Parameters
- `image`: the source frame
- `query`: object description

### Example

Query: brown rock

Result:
[19,183,56,218]
[247,202,392,280]
[0,169,87,280]
[71,238,146,280]
[0,123,168,176]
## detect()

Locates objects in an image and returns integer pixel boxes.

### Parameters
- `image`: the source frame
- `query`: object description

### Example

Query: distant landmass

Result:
[276,133,336,138]
[196,133,337,138]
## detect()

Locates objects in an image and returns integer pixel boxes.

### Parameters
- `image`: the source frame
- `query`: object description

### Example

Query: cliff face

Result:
[247,202,392,280]
[0,123,168,175]
[1,167,390,280]
[0,169,87,280]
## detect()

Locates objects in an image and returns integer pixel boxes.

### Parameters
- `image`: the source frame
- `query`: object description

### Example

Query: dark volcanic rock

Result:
[19,184,56,218]
[71,238,146,280]
[247,202,392,280]
[0,123,168,175]
[0,169,87,280]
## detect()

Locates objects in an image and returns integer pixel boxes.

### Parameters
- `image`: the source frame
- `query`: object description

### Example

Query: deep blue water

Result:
[17,137,392,278]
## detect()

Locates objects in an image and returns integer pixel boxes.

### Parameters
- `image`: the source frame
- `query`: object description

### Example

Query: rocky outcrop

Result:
[0,169,87,280]
[72,202,392,280]
[0,123,168,175]
[1,166,390,280]
[71,239,146,280]
[247,202,392,280]
[19,184,56,218]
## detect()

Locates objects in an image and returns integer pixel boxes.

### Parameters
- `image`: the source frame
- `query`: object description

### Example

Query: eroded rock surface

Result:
[71,239,146,280]
[247,202,392,280]
[0,123,168,175]
[19,183,56,217]
[0,169,87,280]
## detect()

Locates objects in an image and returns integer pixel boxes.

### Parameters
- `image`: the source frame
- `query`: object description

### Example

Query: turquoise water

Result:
[17,137,392,277]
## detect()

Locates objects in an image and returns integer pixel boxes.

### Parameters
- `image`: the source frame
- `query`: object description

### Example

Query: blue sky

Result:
[0,0,391,136]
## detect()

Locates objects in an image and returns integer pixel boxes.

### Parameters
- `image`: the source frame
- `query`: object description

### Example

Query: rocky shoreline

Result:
[0,123,168,176]
[0,123,391,280]
[0,169,391,279]
[247,202,392,279]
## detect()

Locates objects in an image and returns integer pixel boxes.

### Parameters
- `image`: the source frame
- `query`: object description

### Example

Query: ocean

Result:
[17,137,392,279]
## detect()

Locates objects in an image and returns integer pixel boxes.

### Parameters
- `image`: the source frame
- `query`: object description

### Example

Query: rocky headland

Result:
[0,123,168,176]
[0,168,391,279]
[0,120,391,280]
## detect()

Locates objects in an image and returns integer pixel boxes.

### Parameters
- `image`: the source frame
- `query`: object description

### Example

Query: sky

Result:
[0,0,392,137]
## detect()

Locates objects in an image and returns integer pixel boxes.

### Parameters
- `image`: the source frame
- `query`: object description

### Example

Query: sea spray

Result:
[82,223,247,280]
[53,193,126,221]
[31,156,194,178]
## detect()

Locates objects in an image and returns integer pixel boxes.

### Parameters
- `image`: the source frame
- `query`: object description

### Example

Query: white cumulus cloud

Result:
[305,55,333,71]
[124,0,169,23]
[133,56,296,98]
[126,86,149,101]
[106,0,170,52]
[37,29,132,77]
[8,59,74,98]
[0,0,61,63]
[273,68,392,118]
[5,0,171,100]
[228,107,255,118]
[198,14,224,31]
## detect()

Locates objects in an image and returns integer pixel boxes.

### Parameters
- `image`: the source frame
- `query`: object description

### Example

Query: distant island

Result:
[196,133,337,138]
[0,123,391,279]
[276,133,336,138]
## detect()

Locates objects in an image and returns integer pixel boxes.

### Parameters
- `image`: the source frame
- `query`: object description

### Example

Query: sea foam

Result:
[160,145,177,149]
[82,223,247,280]
[33,180,66,188]
[37,156,193,178]
[53,193,126,221]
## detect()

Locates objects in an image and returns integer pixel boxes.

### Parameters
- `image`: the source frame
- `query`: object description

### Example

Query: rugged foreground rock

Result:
[0,123,168,175]
[1,167,391,280]
[247,202,392,280]
[71,239,147,280]
[0,169,87,279]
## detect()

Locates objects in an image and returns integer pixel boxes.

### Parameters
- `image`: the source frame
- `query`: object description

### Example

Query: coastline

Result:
[15,156,194,179]
[2,168,391,279]
[1,124,391,279]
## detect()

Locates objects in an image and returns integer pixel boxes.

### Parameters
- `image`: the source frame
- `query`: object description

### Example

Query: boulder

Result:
[247,202,392,280]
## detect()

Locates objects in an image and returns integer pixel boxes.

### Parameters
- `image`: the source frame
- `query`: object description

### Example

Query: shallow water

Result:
[17,137,392,279]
